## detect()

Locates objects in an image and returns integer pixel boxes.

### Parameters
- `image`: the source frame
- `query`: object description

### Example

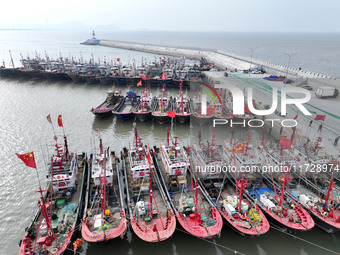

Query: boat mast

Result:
[36,189,59,247]
[324,177,334,206]
[101,150,107,219]
[187,146,198,218]
[291,126,296,144]
[99,138,103,155]
[245,126,252,156]
[278,175,288,207]
[261,125,266,144]
[180,81,184,114]
[9,50,15,68]
[173,136,179,158]
[166,127,170,147]
[160,85,165,114]
[237,179,248,213]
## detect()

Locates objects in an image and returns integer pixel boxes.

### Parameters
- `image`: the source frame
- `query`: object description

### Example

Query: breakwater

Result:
[99,39,339,89]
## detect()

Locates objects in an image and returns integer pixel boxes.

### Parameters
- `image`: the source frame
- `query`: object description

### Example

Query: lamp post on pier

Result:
[284,53,291,87]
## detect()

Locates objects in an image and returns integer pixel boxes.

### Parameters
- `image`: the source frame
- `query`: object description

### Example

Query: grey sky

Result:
[1,0,339,32]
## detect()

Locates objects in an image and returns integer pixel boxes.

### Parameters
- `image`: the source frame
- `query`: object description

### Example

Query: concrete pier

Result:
[99,39,338,89]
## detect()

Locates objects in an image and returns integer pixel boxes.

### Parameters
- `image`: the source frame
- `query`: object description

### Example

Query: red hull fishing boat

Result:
[154,128,223,238]
[122,128,176,242]
[191,130,269,236]
[174,82,192,124]
[152,86,174,125]
[133,86,156,122]
[191,89,214,125]
[285,170,340,233]
[19,115,87,255]
[81,137,127,242]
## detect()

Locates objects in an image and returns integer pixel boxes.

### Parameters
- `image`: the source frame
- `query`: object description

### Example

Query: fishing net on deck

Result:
[205,218,216,226]
[58,203,77,216]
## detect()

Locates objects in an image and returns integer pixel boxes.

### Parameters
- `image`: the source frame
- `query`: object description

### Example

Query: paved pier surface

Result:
[99,39,338,89]
[203,71,340,157]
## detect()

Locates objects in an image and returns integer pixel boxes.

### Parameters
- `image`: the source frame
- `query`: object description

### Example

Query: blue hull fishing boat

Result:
[113,91,140,121]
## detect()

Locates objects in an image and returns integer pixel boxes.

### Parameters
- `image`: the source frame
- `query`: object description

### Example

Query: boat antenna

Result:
[166,127,170,147]
[9,50,15,68]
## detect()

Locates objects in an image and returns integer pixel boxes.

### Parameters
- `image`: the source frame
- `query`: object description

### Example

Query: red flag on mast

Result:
[16,152,37,169]
[57,115,63,127]
[140,75,146,81]
[167,111,175,118]
[137,80,142,87]
[314,115,326,121]
[46,114,52,124]
[146,151,151,165]
[280,137,292,149]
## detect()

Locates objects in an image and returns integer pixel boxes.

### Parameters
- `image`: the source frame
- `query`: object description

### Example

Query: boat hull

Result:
[175,113,191,124]
[81,213,127,242]
[98,76,114,86]
[93,110,114,118]
[191,114,214,125]
[152,114,171,125]
[115,112,134,121]
[69,74,85,83]
[134,112,152,122]
[130,211,176,242]
[83,75,99,84]
[308,209,340,233]
[176,207,223,238]
[220,208,270,236]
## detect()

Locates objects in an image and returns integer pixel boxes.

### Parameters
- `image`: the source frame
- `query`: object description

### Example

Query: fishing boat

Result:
[191,132,268,236]
[224,94,254,121]
[214,90,231,120]
[96,66,114,85]
[113,91,140,121]
[282,171,340,233]
[122,128,176,242]
[211,175,270,236]
[154,128,223,238]
[91,89,124,118]
[244,146,315,233]
[80,62,100,84]
[133,87,155,122]
[295,136,336,165]
[191,89,215,125]
[173,69,189,87]
[174,82,192,124]
[81,138,127,242]
[19,134,87,255]
[222,127,262,171]
[152,86,174,125]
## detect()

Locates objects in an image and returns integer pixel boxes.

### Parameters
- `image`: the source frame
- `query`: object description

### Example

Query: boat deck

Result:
[85,157,123,232]
[125,154,168,222]
[30,155,85,254]
[156,153,214,227]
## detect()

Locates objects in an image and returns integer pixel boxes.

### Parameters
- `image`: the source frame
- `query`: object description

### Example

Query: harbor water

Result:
[1,30,340,255]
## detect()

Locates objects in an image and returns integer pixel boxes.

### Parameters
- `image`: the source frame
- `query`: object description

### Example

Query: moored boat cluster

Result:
[0,53,212,86]
[17,112,340,254]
